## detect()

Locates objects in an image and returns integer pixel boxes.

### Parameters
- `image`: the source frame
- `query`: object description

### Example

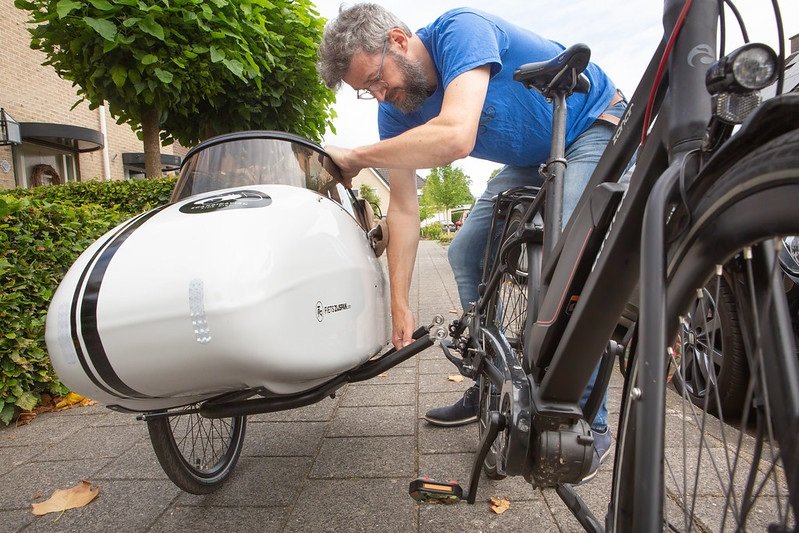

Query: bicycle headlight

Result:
[705,44,778,125]
[706,43,778,94]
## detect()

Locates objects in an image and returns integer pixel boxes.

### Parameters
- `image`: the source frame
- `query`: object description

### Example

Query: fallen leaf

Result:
[377,372,389,378]
[55,393,94,410]
[16,412,37,426]
[447,375,465,383]
[489,496,510,514]
[31,481,99,516]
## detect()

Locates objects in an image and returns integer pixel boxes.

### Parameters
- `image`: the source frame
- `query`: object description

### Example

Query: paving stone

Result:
[284,478,415,532]
[0,445,44,476]
[0,509,34,533]
[151,505,289,532]
[243,421,327,457]
[87,410,144,427]
[34,423,147,461]
[94,440,171,480]
[328,405,415,437]
[418,497,556,533]
[419,358,461,375]
[178,456,311,507]
[418,421,478,455]
[24,479,179,533]
[311,436,415,479]
[0,458,114,510]
[419,373,474,394]
[0,414,82,448]
[339,383,415,407]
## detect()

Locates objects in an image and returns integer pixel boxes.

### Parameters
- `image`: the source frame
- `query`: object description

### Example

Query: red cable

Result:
[642,0,696,145]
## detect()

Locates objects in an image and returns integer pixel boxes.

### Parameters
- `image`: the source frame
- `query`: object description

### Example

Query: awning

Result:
[19,122,103,153]
[122,152,182,173]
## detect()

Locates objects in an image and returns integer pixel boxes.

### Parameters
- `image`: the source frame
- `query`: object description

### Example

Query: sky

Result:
[311,0,799,197]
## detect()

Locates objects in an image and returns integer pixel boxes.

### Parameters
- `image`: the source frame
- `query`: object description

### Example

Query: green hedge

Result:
[421,222,444,240]
[6,177,176,217]
[0,178,176,424]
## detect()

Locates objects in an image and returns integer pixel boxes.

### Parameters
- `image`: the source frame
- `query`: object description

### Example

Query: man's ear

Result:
[388,27,410,52]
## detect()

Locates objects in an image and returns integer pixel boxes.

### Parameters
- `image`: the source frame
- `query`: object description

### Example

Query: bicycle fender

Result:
[696,93,799,193]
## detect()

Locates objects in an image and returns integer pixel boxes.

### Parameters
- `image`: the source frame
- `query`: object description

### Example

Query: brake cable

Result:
[642,0,695,145]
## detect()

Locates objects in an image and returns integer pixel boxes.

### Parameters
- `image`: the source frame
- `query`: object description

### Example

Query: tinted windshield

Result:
[172,137,344,202]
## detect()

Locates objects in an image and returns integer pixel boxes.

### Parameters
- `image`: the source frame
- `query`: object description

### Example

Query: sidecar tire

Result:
[147,407,247,494]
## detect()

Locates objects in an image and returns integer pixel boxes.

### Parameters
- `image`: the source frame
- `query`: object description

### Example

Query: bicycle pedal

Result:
[408,477,463,504]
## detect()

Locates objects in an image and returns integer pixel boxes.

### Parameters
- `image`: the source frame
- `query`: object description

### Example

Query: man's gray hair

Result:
[317,3,412,89]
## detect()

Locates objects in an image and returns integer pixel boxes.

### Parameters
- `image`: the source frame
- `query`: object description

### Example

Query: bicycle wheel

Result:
[480,206,541,479]
[147,405,247,494]
[484,208,538,356]
[611,129,799,531]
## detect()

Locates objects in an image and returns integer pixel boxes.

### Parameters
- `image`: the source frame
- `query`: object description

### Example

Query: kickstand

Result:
[463,411,506,504]
[555,484,604,532]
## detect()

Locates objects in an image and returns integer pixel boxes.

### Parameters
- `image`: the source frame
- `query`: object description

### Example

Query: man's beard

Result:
[387,51,431,113]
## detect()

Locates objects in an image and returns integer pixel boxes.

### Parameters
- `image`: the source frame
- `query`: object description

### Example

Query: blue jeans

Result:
[447,101,627,432]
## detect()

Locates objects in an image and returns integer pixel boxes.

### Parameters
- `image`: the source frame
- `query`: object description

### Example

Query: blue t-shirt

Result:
[377,8,616,167]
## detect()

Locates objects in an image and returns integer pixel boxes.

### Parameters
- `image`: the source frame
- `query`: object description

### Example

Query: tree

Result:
[420,164,474,231]
[488,167,503,181]
[16,0,335,177]
[358,184,381,217]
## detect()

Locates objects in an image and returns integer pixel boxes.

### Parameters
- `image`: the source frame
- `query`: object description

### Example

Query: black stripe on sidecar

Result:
[71,205,168,399]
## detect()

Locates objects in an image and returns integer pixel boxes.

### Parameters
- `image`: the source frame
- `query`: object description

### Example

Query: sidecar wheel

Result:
[147,405,246,494]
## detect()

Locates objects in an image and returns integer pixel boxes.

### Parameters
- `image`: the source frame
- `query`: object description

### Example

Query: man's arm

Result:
[326,65,491,179]
[386,167,420,349]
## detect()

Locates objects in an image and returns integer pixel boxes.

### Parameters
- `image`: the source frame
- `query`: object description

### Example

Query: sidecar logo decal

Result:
[316,301,352,322]
[189,279,212,344]
[179,190,272,214]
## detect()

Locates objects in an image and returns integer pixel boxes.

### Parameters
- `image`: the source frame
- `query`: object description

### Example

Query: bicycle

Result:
[410,0,799,530]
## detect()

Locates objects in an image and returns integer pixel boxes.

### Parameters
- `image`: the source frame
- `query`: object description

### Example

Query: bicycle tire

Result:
[480,206,541,479]
[147,405,247,494]
[611,129,799,531]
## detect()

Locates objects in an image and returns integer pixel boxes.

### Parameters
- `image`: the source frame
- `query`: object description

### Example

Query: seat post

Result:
[543,90,568,258]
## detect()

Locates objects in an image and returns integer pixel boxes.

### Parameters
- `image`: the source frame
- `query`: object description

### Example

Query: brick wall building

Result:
[0,0,187,189]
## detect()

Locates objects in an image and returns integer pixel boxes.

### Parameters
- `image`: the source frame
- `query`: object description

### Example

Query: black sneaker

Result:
[424,385,479,426]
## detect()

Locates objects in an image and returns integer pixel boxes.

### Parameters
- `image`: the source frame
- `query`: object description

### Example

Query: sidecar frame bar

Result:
[193,327,433,419]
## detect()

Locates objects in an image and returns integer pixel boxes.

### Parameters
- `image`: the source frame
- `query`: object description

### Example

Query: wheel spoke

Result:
[660,251,796,530]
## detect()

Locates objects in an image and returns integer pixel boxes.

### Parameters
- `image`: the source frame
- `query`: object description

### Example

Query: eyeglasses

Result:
[356,40,390,100]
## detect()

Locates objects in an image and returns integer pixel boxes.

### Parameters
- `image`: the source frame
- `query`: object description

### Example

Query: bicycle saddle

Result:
[514,43,592,97]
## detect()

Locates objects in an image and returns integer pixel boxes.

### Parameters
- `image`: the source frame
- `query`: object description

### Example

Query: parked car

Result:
[672,237,799,416]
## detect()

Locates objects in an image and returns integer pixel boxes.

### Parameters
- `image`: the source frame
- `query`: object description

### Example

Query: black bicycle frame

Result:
[500,0,799,528]
[524,0,712,416]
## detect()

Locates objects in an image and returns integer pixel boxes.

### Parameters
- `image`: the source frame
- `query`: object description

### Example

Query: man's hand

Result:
[392,305,416,349]
[323,145,362,187]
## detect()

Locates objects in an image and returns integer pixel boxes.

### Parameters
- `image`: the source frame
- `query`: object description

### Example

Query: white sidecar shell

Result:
[46,133,391,412]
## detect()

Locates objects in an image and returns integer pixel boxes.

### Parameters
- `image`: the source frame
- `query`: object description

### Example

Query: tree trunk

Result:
[141,106,161,179]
